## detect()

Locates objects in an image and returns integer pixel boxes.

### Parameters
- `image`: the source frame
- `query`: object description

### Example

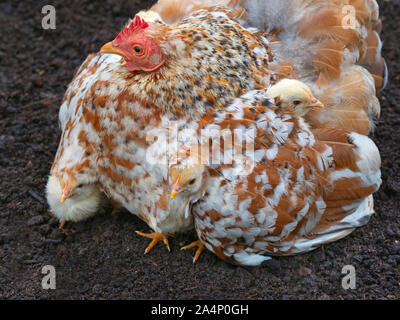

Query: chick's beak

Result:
[170,175,182,199]
[100,41,127,59]
[60,187,72,203]
[307,96,324,108]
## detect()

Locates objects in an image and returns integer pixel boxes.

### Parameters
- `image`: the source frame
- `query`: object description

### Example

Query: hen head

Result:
[267,79,324,117]
[101,16,165,73]
[98,8,272,117]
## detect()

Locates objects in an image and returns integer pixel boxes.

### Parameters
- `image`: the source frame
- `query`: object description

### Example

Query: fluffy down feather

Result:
[46,175,106,223]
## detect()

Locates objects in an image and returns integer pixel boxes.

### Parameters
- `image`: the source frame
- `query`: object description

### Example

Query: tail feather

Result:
[291,196,374,254]
[307,65,381,134]
[242,0,386,134]
[291,130,381,253]
[360,30,388,91]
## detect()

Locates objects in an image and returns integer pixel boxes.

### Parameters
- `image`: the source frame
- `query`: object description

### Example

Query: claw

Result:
[181,240,205,263]
[136,231,170,254]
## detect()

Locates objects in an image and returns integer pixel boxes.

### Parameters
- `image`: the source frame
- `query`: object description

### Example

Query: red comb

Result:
[115,16,149,41]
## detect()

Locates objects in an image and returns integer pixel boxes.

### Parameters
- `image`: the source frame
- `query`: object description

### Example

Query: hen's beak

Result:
[100,41,127,59]
[60,187,72,203]
[170,175,182,199]
[307,97,324,108]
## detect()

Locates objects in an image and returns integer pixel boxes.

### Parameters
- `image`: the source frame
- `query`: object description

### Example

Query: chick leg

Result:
[135,231,170,254]
[58,219,73,236]
[181,240,205,263]
[109,199,122,217]
[59,220,66,229]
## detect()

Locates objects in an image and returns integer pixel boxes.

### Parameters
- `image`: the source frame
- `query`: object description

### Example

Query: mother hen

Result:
[46,0,386,253]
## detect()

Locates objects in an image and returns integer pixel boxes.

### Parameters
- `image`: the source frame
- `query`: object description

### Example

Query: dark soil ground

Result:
[0,0,399,300]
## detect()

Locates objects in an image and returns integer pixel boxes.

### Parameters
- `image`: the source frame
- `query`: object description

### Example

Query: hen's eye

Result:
[77,184,83,188]
[134,46,144,55]
[188,179,196,185]
[293,100,302,105]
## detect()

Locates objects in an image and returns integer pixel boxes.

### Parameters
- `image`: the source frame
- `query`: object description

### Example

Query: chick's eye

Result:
[134,46,144,55]
[188,179,196,185]
[293,100,302,105]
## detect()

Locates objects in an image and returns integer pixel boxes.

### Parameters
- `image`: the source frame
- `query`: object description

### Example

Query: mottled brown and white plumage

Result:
[170,81,382,265]
[150,0,387,135]
[47,6,274,249]
[46,0,386,252]
[46,78,106,226]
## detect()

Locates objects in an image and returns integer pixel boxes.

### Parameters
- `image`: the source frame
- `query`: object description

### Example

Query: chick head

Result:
[46,173,105,222]
[169,164,206,200]
[267,79,324,117]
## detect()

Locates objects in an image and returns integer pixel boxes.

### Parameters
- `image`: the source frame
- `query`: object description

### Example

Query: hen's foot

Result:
[135,231,170,254]
[181,240,205,263]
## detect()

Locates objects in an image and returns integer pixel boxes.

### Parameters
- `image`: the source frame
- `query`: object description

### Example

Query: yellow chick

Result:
[46,174,106,228]
[267,79,324,117]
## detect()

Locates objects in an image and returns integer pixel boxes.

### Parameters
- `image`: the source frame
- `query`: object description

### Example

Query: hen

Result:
[170,80,382,265]
[47,6,273,250]
[46,0,386,251]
